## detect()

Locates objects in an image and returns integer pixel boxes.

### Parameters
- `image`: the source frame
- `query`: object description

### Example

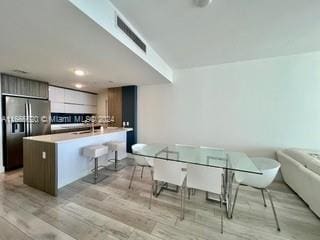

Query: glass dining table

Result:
[131,143,262,218]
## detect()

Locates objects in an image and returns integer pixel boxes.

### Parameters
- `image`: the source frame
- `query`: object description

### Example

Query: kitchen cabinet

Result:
[51,102,65,113]
[1,74,48,99]
[107,87,122,127]
[107,86,137,152]
[49,86,65,102]
[64,89,80,104]
[64,104,96,114]
[64,89,97,105]
[49,86,97,114]
[122,86,137,153]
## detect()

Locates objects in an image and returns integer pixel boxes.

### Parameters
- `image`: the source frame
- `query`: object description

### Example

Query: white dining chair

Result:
[186,146,225,234]
[149,159,187,220]
[129,143,154,189]
[231,157,281,231]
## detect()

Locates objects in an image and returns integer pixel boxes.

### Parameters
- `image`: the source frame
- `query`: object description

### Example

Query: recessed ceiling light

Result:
[75,83,83,89]
[74,69,85,76]
[193,0,212,7]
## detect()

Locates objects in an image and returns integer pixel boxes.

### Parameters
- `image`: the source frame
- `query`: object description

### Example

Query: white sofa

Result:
[277,148,320,217]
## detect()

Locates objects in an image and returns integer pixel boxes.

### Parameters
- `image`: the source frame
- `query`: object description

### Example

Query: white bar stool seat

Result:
[104,141,126,171]
[82,145,109,184]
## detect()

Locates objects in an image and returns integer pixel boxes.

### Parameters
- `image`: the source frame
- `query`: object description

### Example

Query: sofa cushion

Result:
[305,157,320,175]
[283,149,308,167]
[284,148,320,175]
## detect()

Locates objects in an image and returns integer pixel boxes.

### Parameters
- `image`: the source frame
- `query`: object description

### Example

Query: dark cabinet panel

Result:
[39,81,49,98]
[2,74,17,95]
[16,76,30,96]
[1,74,48,99]
[122,86,137,153]
[29,79,40,97]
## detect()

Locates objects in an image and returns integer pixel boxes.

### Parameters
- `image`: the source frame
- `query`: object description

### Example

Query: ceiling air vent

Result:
[117,16,147,53]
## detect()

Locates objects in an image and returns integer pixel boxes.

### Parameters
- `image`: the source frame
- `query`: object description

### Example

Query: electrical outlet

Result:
[42,151,46,159]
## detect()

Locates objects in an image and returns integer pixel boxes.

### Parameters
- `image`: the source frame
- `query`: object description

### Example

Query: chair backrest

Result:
[235,157,281,189]
[131,144,150,166]
[153,159,186,186]
[187,164,224,194]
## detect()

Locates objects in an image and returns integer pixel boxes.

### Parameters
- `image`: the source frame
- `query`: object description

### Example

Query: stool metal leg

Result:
[94,157,98,180]
[115,150,118,169]
[107,150,126,171]
[82,157,108,184]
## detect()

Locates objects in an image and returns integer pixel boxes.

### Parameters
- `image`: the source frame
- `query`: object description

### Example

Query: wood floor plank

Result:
[0,217,32,240]
[128,229,163,240]
[0,200,76,240]
[152,222,208,240]
[62,202,134,240]
[0,161,319,240]
[65,192,157,234]
[33,205,119,240]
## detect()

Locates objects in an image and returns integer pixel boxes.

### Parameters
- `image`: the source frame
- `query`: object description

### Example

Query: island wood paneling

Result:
[23,139,57,196]
[107,87,123,127]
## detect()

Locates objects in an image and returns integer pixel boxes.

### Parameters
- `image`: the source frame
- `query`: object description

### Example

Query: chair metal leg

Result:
[220,195,223,234]
[149,181,153,209]
[180,185,184,220]
[141,166,144,179]
[265,188,281,231]
[261,189,267,207]
[128,166,137,189]
[149,170,154,209]
[230,184,240,218]
[188,188,191,200]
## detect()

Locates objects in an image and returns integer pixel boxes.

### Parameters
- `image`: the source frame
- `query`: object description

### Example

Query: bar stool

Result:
[82,144,109,184]
[104,141,126,171]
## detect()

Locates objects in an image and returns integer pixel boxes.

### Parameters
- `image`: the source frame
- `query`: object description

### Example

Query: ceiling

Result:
[0,0,170,93]
[111,0,320,69]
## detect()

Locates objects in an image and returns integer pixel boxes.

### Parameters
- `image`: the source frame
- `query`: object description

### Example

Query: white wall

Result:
[138,52,320,158]
[0,74,3,173]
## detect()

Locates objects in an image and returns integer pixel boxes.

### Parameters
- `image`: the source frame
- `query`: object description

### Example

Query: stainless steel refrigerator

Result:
[2,96,51,171]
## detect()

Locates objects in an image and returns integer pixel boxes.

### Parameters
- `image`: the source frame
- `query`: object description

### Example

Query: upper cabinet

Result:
[1,74,48,99]
[49,86,97,114]
[49,86,65,103]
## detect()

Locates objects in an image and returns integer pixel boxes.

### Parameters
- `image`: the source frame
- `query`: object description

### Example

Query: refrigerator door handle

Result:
[25,102,29,136]
[28,103,32,136]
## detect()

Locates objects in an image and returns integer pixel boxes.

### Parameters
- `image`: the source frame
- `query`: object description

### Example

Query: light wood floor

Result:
[0,160,319,240]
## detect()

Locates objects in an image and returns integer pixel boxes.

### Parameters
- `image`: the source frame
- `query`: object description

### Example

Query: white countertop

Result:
[51,123,101,131]
[24,127,133,144]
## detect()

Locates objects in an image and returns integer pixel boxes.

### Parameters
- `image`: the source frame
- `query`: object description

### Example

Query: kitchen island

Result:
[23,127,132,196]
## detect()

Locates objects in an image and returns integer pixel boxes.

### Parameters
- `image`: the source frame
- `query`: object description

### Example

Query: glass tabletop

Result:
[132,144,262,174]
